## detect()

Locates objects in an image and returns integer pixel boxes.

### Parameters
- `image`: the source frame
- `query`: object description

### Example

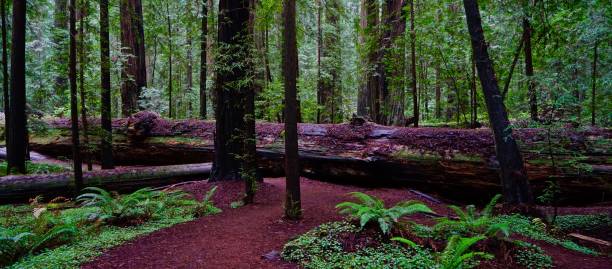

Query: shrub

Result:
[437,235,493,269]
[77,187,166,225]
[434,194,509,239]
[513,242,553,269]
[336,192,434,235]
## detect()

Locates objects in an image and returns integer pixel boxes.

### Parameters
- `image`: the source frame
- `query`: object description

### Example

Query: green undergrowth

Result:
[391,149,482,163]
[494,215,598,255]
[0,161,68,176]
[1,187,220,268]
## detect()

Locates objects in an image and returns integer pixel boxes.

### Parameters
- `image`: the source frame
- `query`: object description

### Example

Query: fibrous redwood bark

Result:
[463,0,532,204]
[119,0,147,117]
[211,0,257,189]
[199,0,208,119]
[523,18,537,122]
[99,0,114,169]
[7,0,27,174]
[1,0,8,145]
[69,0,83,190]
[282,0,301,219]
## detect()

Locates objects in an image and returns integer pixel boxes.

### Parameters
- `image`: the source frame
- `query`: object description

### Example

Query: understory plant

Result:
[77,187,164,225]
[336,192,434,235]
[434,194,509,239]
[0,224,77,267]
[393,235,492,269]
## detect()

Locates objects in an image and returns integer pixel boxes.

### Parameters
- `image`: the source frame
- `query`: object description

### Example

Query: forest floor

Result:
[81,178,612,269]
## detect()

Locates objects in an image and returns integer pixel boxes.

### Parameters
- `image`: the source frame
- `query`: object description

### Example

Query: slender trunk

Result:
[316,0,322,123]
[502,31,526,100]
[523,18,537,121]
[409,0,417,127]
[435,66,441,119]
[69,0,83,190]
[187,31,193,118]
[99,0,114,169]
[78,0,92,171]
[463,0,532,204]
[282,0,301,220]
[7,0,27,174]
[53,0,69,107]
[470,52,477,128]
[199,0,207,119]
[1,0,9,145]
[166,3,173,119]
[119,0,147,117]
[591,42,597,126]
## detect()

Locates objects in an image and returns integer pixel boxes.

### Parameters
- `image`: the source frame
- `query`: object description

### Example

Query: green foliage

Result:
[494,215,598,255]
[336,192,434,235]
[437,235,493,269]
[513,242,553,269]
[434,195,509,239]
[0,161,68,176]
[77,187,164,225]
[555,214,612,232]
[282,221,436,269]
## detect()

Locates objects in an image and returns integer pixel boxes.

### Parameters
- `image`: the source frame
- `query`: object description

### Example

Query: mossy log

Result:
[0,163,211,203]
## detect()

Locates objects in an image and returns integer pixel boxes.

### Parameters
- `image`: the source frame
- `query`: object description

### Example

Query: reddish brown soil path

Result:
[82,178,611,269]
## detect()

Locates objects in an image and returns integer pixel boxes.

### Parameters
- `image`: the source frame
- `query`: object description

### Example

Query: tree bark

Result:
[199,0,207,119]
[69,0,83,191]
[99,0,114,169]
[591,41,598,126]
[78,0,92,171]
[463,0,532,204]
[434,66,441,119]
[211,0,255,183]
[523,18,537,121]
[166,3,173,119]
[409,0,418,127]
[7,0,27,174]
[282,0,301,219]
[1,0,8,146]
[53,0,69,108]
[119,0,147,117]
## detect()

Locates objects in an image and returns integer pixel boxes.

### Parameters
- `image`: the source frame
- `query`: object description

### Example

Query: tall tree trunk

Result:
[409,0,417,127]
[78,0,92,171]
[470,53,477,128]
[282,0,301,219]
[199,0,207,119]
[1,0,8,146]
[7,0,26,174]
[166,3,173,119]
[463,0,532,204]
[211,0,255,185]
[591,41,598,126]
[357,0,368,117]
[69,0,83,190]
[99,0,114,169]
[119,0,147,117]
[523,18,537,121]
[434,66,441,119]
[53,0,69,108]
[364,0,380,123]
[315,0,322,123]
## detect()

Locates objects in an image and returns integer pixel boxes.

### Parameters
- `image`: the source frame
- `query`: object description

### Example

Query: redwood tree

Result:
[523,18,537,121]
[70,0,83,189]
[7,0,27,174]
[199,0,207,119]
[120,0,147,117]
[282,0,301,219]
[1,0,9,144]
[463,0,532,204]
[211,0,257,202]
[99,0,114,169]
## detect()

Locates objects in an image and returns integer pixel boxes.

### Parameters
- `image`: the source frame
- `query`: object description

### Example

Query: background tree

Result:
[199,0,207,119]
[1,0,9,145]
[463,0,532,204]
[282,0,300,220]
[69,0,83,189]
[120,0,147,116]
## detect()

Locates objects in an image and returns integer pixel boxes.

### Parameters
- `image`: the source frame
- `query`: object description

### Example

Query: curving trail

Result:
[81,178,611,269]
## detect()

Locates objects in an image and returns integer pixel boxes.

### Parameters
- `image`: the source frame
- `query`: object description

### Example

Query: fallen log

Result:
[0,163,211,203]
[23,114,612,204]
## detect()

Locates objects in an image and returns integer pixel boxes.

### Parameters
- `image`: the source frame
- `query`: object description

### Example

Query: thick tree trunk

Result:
[523,18,537,122]
[199,0,207,119]
[69,0,83,191]
[463,0,532,204]
[282,0,301,219]
[99,0,114,169]
[1,0,8,144]
[316,0,323,123]
[119,0,147,117]
[7,0,27,174]
[318,0,341,124]
[212,0,256,183]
